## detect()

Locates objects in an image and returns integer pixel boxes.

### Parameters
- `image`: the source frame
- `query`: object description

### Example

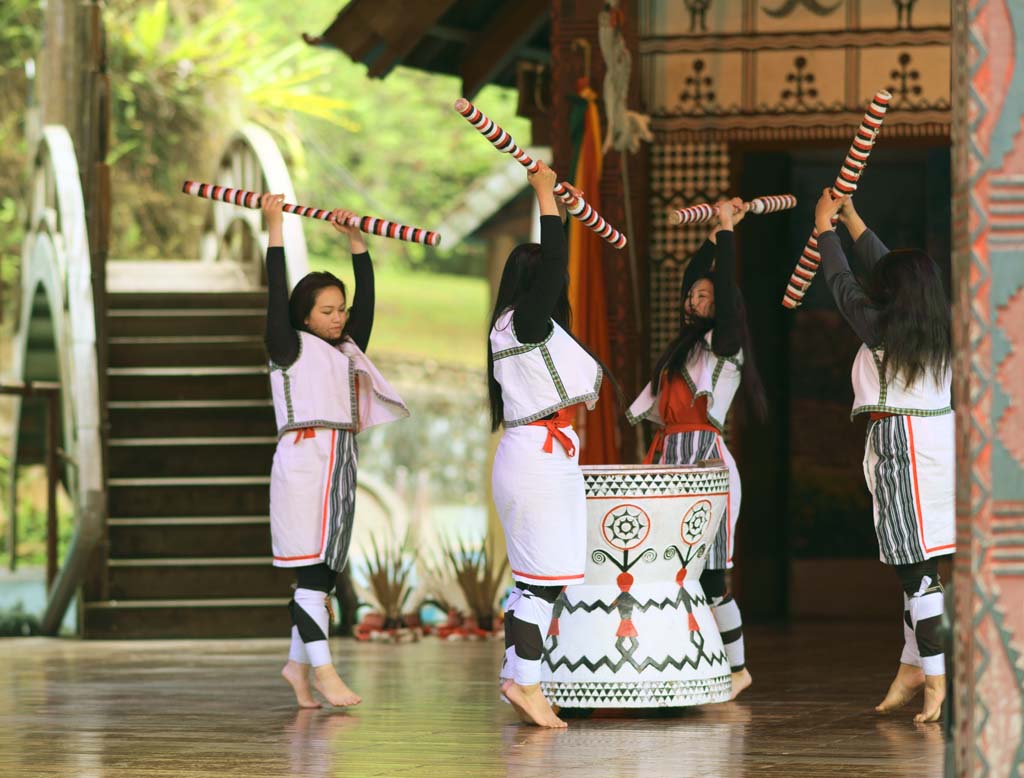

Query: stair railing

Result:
[9,125,105,635]
[199,123,310,287]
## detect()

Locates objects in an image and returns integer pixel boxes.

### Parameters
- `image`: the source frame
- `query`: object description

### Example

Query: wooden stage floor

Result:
[0,623,944,777]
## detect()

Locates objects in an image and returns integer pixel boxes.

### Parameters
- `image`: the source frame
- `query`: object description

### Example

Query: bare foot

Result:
[914,674,945,723]
[501,679,533,724]
[730,668,752,700]
[281,661,321,709]
[875,663,925,714]
[313,664,362,707]
[504,683,567,728]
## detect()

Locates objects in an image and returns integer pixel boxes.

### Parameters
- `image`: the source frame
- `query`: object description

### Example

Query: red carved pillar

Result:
[950,1,1024,774]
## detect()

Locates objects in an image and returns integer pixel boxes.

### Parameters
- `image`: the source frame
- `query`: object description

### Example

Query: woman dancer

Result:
[490,163,606,728]
[627,198,766,700]
[262,193,409,708]
[815,191,954,723]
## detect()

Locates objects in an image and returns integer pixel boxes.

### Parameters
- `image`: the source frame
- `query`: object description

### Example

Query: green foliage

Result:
[0,602,40,637]
[104,0,359,260]
[316,263,489,367]
[1,0,528,276]
[0,0,41,317]
[0,453,76,569]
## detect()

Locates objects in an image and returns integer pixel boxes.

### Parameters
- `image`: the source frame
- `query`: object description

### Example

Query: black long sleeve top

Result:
[511,215,568,344]
[680,231,741,357]
[264,246,375,367]
[819,228,889,348]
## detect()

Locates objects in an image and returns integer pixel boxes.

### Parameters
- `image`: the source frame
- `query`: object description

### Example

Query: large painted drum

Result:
[541,463,732,708]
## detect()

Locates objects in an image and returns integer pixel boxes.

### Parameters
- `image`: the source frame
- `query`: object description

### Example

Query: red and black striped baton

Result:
[181,181,442,246]
[673,194,797,225]
[453,98,627,249]
[782,90,892,308]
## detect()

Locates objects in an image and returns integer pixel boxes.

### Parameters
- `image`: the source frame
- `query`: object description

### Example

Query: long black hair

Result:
[651,271,768,422]
[288,271,348,340]
[867,249,951,387]
[487,242,621,432]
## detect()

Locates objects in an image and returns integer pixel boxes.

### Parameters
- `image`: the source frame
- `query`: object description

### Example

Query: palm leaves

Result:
[360,529,416,629]
[437,535,509,632]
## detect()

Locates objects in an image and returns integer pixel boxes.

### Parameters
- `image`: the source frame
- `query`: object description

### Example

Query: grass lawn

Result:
[315,259,489,369]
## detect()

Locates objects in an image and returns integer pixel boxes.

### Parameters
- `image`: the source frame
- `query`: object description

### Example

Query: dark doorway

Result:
[729,142,952,622]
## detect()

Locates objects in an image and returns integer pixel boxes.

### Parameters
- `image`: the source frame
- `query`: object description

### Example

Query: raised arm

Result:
[262,193,300,367]
[839,197,890,273]
[512,162,567,344]
[328,208,374,352]
[710,198,745,357]
[681,236,716,297]
[815,189,882,347]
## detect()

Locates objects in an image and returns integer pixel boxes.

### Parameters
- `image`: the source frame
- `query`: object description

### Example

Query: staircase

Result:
[83,289,295,638]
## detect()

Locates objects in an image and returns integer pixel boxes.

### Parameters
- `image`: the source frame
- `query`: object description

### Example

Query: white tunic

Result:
[490,310,602,425]
[851,344,953,419]
[270,331,408,437]
[490,310,601,586]
[627,332,743,569]
[269,332,409,568]
[626,333,743,433]
[851,344,954,563]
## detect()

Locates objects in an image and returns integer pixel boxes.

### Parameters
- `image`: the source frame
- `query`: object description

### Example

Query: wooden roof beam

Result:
[459,0,550,100]
[309,0,458,78]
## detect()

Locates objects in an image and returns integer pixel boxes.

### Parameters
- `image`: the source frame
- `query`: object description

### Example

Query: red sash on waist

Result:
[527,405,579,457]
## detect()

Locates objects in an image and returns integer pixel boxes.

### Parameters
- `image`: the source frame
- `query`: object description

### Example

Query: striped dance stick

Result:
[181,181,442,246]
[453,98,627,249]
[672,194,797,225]
[782,90,892,309]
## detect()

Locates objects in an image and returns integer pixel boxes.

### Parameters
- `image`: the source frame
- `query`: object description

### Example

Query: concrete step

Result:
[107,516,271,558]
[106,557,291,600]
[107,366,269,402]
[108,336,268,368]
[108,437,276,478]
[106,260,259,295]
[108,476,270,518]
[107,309,265,337]
[107,400,276,438]
[108,291,267,309]
[82,598,289,638]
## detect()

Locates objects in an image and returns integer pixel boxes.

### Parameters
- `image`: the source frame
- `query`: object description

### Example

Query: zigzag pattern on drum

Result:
[782,89,892,308]
[544,644,728,675]
[554,588,710,614]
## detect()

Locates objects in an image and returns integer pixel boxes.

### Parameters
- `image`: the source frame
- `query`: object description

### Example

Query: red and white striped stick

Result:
[672,194,797,225]
[181,181,442,247]
[453,98,627,249]
[781,90,892,309]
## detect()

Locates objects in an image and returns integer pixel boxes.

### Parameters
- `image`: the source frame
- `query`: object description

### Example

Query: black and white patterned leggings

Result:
[893,557,947,676]
[288,563,338,668]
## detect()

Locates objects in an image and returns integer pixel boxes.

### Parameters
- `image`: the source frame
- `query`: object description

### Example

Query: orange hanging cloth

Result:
[568,84,619,465]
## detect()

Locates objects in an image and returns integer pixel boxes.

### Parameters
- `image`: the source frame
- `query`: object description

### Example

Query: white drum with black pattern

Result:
[540,464,732,708]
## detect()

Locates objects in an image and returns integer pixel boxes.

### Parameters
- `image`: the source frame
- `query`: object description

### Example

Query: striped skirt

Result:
[270,428,358,571]
[660,429,740,570]
[863,414,955,565]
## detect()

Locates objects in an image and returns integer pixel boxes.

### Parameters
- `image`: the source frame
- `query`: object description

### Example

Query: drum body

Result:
[540,464,732,708]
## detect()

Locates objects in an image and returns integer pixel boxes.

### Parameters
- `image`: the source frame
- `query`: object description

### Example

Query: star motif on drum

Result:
[601,504,652,551]
[680,499,712,546]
